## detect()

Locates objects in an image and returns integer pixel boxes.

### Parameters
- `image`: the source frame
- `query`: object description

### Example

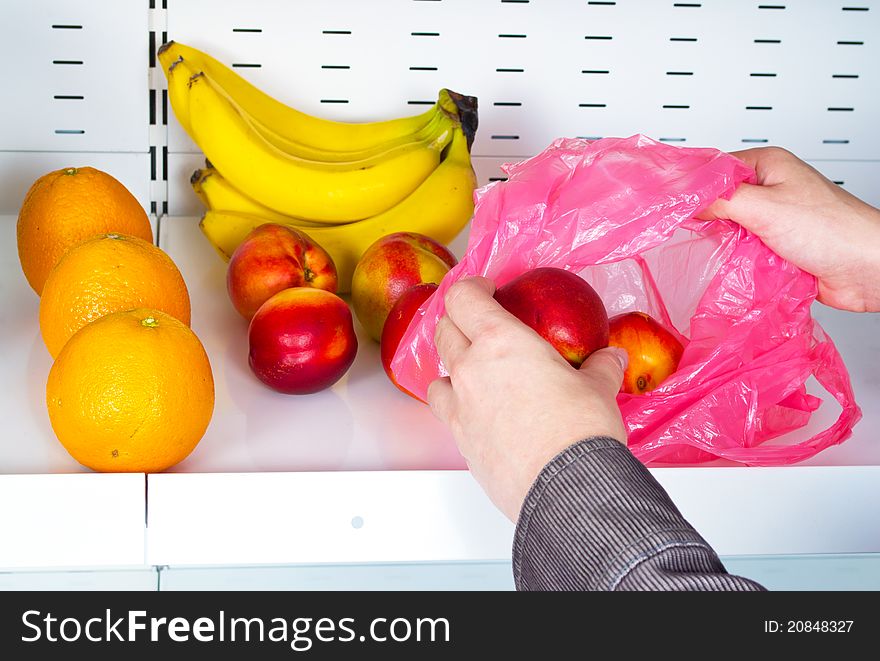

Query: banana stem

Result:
[442,89,479,152]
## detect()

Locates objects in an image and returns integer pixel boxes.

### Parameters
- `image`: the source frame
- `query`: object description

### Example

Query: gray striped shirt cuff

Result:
[513,437,765,591]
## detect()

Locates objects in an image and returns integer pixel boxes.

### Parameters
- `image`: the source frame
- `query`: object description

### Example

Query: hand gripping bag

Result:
[391,135,861,466]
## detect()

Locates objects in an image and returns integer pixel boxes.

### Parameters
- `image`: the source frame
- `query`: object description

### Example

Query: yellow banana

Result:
[158,40,438,153]
[180,68,454,175]
[187,71,454,222]
[165,54,193,136]
[164,52,450,163]
[200,123,476,292]
[174,64,455,176]
[190,166,326,228]
[253,106,446,164]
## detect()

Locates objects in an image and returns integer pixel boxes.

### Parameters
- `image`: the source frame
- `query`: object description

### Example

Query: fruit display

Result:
[157,42,475,397]
[17,166,153,295]
[46,309,213,473]
[248,288,358,395]
[8,41,694,478]
[494,268,610,369]
[185,71,454,222]
[39,233,191,358]
[16,166,212,473]
[352,232,458,342]
[157,40,478,293]
[227,223,337,320]
[608,311,685,394]
[381,283,439,400]
[227,225,460,395]
[199,118,474,291]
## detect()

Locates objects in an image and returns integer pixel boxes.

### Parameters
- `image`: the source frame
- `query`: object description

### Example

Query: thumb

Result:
[695,183,774,235]
[579,346,627,395]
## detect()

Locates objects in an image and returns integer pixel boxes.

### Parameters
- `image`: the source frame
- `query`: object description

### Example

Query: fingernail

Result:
[608,346,629,371]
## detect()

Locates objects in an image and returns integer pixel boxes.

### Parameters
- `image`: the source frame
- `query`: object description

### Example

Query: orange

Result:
[46,308,214,473]
[39,233,191,358]
[17,166,153,295]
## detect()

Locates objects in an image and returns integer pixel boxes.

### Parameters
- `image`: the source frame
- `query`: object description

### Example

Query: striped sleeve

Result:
[512,437,766,591]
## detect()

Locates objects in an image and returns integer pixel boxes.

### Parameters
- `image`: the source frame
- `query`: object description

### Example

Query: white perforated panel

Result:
[166,0,880,155]
[160,0,880,213]
[0,0,151,214]
[0,1,149,151]
[0,2,877,212]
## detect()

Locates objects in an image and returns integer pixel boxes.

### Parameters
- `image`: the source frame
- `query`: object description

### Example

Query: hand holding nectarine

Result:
[427,276,628,522]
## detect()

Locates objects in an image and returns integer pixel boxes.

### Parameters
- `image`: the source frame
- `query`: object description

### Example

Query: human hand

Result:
[427,276,628,522]
[698,147,880,312]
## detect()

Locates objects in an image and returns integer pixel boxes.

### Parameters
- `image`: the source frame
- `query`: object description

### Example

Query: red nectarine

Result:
[248,287,357,394]
[380,283,438,401]
[493,267,609,368]
[227,223,337,320]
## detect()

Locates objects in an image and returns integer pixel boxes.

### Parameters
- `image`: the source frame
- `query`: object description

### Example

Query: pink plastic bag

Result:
[391,134,861,466]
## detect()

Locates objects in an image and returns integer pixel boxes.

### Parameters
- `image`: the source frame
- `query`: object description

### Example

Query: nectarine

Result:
[494,267,609,368]
[351,232,457,342]
[227,223,337,320]
[608,311,684,394]
[248,287,357,394]
[380,283,438,400]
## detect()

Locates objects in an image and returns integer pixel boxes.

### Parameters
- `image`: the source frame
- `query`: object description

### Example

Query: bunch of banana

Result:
[159,41,449,155]
[190,164,324,227]
[158,40,478,291]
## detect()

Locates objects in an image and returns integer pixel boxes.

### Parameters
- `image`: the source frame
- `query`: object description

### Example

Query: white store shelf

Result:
[135,216,880,566]
[146,470,514,566]
[159,0,880,220]
[4,212,880,569]
[0,473,146,568]
[162,0,880,161]
[156,556,880,592]
[156,216,473,476]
